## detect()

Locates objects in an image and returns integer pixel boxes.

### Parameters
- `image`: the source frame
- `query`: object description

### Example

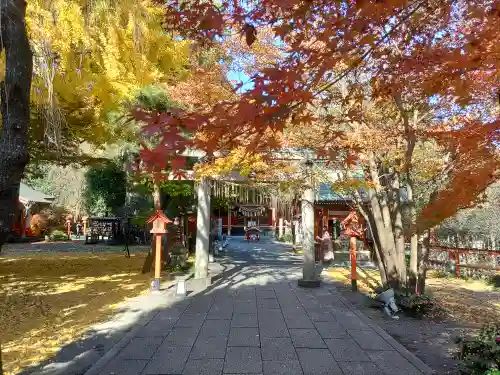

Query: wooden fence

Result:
[427,245,500,278]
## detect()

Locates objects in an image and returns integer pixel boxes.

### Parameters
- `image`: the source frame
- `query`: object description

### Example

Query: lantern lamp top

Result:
[147,210,172,234]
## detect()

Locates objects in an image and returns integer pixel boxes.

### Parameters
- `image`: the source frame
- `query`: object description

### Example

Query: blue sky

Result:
[227,69,254,93]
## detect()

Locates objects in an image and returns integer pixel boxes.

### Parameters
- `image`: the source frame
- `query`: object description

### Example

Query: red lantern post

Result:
[147,211,172,292]
[341,210,363,291]
[66,218,71,239]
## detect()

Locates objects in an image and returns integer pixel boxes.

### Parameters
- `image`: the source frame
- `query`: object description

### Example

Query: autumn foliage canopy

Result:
[134,0,500,231]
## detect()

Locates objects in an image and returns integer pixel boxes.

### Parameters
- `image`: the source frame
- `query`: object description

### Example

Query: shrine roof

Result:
[19,183,55,204]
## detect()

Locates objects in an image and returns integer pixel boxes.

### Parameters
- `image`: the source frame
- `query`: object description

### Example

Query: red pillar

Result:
[350,236,357,291]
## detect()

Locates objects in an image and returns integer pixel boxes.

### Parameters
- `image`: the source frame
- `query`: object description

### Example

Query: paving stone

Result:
[259,321,290,338]
[148,311,182,325]
[118,337,162,359]
[367,350,423,374]
[258,308,284,320]
[289,329,327,349]
[183,358,224,375]
[233,291,256,302]
[263,360,303,375]
[313,321,348,339]
[260,337,298,361]
[348,329,393,351]
[164,326,200,347]
[175,313,207,328]
[185,301,213,315]
[189,335,228,359]
[335,314,371,330]
[224,347,263,374]
[134,320,175,337]
[295,348,343,375]
[199,319,231,337]
[282,313,314,329]
[208,305,234,319]
[143,346,191,374]
[258,298,281,309]
[234,301,258,314]
[324,338,371,361]
[257,290,277,299]
[229,327,260,347]
[304,307,336,322]
[232,313,258,328]
[337,361,385,375]
[98,358,148,375]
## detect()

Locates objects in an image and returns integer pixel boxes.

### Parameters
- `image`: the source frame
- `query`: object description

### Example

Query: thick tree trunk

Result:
[366,157,405,288]
[0,1,33,372]
[390,172,407,284]
[417,229,430,294]
[360,207,388,285]
[0,0,33,254]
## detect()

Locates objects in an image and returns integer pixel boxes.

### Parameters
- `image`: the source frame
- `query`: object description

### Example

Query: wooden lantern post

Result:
[147,211,172,292]
[66,218,72,238]
[341,210,362,292]
[82,216,88,236]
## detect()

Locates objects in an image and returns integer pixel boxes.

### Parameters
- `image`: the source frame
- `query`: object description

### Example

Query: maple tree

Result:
[136,0,499,291]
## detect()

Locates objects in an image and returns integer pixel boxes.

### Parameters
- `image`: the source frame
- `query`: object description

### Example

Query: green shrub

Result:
[456,324,500,375]
[278,233,293,243]
[393,290,445,319]
[487,275,500,289]
[168,243,189,270]
[50,229,69,241]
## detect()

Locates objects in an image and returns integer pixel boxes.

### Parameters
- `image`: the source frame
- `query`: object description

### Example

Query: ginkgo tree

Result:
[0,0,193,250]
[135,0,499,291]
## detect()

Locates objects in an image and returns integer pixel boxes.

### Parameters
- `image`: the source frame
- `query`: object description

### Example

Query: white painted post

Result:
[279,218,284,238]
[195,178,211,279]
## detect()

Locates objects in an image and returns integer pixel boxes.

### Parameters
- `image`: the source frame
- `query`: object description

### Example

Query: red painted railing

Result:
[428,245,500,277]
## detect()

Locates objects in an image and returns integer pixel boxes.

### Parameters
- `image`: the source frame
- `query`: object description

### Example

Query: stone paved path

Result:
[87,238,432,375]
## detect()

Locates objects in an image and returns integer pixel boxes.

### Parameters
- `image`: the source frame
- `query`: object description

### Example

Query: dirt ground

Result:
[328,267,500,375]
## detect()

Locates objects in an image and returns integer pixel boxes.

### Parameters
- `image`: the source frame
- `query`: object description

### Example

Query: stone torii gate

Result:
[192,176,320,289]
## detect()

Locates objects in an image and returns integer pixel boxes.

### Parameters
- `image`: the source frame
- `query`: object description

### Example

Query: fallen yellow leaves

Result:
[0,251,164,375]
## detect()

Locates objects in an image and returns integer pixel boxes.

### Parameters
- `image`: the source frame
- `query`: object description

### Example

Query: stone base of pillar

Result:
[298,279,321,288]
[190,276,212,290]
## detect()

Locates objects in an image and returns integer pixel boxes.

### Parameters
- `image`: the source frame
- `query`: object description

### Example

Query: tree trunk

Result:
[359,205,388,285]
[417,229,430,294]
[143,180,163,273]
[366,182,400,287]
[0,2,33,372]
[407,173,419,292]
[366,157,405,287]
[153,180,161,210]
[390,172,407,285]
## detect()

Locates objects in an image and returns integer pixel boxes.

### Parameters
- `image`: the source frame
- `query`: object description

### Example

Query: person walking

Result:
[316,226,334,264]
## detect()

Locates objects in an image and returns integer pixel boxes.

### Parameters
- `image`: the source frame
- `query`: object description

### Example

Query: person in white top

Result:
[316,226,334,263]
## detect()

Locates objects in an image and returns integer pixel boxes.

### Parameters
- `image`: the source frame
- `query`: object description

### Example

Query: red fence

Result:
[428,245,500,277]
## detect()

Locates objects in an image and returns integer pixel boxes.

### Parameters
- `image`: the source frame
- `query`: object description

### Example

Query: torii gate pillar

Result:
[195,178,211,279]
[298,186,320,288]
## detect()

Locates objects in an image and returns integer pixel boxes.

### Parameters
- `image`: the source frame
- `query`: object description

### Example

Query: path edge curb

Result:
[83,264,226,375]
[82,303,160,375]
[330,286,436,374]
